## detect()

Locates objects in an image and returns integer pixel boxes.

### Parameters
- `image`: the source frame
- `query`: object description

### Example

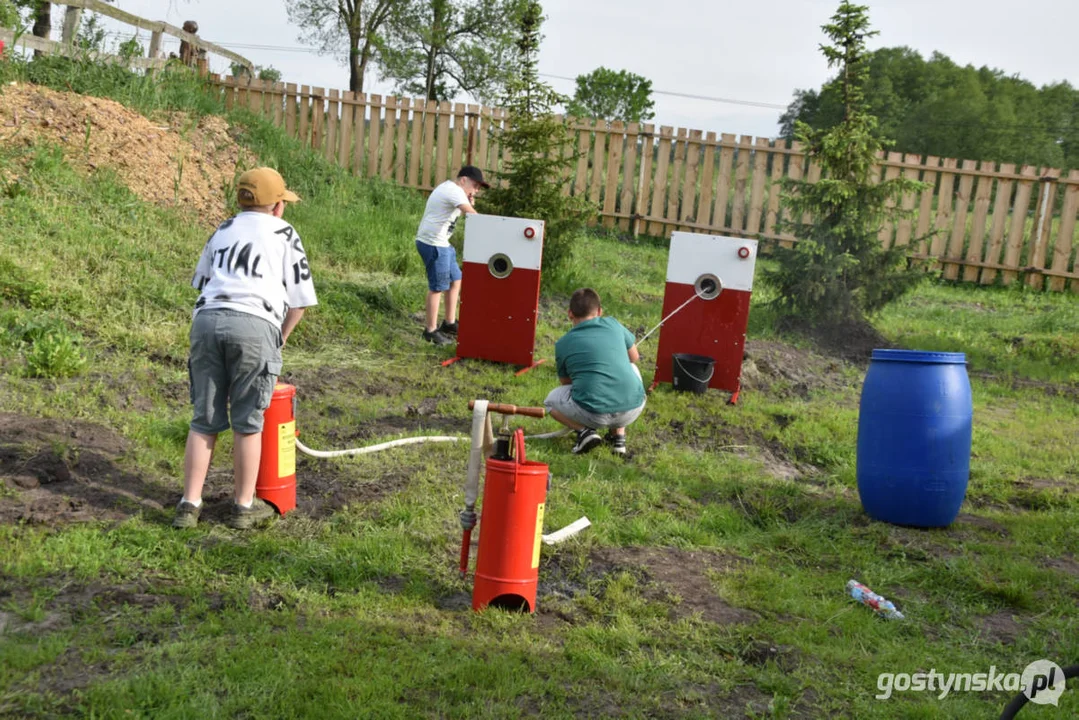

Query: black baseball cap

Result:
[457,165,490,188]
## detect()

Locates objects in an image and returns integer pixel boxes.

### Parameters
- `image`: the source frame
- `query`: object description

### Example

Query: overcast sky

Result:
[97,0,1078,139]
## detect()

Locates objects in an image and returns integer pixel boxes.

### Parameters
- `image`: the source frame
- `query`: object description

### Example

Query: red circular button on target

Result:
[523,227,536,239]
[738,246,751,259]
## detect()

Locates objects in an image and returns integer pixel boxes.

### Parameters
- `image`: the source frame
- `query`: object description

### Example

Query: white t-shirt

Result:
[415,180,470,247]
[191,211,318,328]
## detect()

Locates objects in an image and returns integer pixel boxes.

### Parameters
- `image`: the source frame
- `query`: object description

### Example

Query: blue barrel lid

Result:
[871,349,966,364]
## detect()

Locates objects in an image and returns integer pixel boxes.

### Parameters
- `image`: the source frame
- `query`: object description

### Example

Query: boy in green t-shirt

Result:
[544,288,646,455]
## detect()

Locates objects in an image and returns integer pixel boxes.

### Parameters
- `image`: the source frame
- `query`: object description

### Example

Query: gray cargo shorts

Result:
[544,366,646,430]
[188,308,283,435]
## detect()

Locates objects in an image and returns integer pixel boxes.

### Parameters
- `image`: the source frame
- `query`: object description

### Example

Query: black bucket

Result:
[672,353,715,393]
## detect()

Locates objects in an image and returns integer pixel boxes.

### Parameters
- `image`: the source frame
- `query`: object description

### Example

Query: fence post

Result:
[61,7,82,46]
[148,29,162,59]
[466,109,478,166]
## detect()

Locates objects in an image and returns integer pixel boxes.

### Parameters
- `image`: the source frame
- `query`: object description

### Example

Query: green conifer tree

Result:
[481,0,591,277]
[767,1,928,326]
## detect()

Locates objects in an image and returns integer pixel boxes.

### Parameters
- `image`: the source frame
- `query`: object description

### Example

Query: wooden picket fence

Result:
[210,75,1079,293]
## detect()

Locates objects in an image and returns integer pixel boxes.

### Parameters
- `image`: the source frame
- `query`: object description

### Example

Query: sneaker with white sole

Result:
[172,499,201,528]
[607,433,627,455]
[572,428,602,455]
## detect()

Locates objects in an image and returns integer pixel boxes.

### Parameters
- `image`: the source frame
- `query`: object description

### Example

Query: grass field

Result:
[0,61,1077,719]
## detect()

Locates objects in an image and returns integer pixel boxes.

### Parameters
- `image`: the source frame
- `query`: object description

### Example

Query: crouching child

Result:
[544,288,646,455]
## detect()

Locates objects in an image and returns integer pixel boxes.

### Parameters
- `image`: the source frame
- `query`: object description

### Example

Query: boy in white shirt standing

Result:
[414,166,487,345]
[173,167,318,530]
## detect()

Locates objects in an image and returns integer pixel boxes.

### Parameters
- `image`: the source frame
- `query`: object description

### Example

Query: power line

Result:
[536,72,788,110]
[151,38,793,111]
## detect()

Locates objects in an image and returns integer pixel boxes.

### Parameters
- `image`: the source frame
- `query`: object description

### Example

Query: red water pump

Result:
[459,403,549,613]
[256,383,298,514]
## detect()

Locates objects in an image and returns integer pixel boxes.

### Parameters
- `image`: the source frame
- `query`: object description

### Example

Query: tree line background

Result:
[780,47,1078,171]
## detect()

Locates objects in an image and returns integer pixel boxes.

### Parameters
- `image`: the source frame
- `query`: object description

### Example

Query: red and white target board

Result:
[451,215,545,371]
[652,232,758,402]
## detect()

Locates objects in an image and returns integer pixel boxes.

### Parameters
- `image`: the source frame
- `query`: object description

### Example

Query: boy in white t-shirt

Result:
[173,167,318,530]
[414,166,488,345]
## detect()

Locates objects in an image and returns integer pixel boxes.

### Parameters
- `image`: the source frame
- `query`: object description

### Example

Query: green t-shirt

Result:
[555,316,645,414]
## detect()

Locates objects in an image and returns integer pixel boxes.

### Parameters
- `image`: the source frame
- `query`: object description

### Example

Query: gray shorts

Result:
[188,309,283,435]
[544,385,645,430]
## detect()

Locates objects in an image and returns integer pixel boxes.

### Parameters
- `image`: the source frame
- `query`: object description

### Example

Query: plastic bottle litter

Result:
[846,580,905,620]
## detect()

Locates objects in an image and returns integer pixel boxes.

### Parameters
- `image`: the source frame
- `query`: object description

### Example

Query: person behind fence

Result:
[544,288,646,455]
[173,167,317,530]
[414,165,488,345]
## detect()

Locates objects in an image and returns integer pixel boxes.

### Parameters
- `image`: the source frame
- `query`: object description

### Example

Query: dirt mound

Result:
[0,83,252,225]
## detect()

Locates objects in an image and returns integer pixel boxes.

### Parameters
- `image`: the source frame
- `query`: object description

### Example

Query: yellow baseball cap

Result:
[236,167,301,207]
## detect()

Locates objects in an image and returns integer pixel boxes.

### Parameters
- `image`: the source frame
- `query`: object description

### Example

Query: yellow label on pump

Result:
[278,421,296,476]
[532,503,545,568]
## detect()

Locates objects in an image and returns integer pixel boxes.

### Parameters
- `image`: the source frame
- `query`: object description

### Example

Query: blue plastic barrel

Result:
[856,349,972,528]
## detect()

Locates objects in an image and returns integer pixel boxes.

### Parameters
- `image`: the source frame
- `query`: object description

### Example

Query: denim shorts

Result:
[188,309,283,435]
[415,241,462,292]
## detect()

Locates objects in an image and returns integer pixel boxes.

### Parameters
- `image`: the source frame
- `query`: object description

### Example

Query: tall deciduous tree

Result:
[566,67,654,123]
[376,0,523,104]
[482,0,591,276]
[286,0,400,93]
[767,1,926,327]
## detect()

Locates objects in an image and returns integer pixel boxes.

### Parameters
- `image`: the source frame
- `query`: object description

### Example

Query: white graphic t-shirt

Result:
[415,180,470,247]
[191,211,318,327]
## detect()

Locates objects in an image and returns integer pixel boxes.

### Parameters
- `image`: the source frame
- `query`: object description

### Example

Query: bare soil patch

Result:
[969,371,1079,401]
[774,317,896,366]
[0,410,421,527]
[0,83,252,225]
[573,546,757,625]
[741,339,858,398]
[951,512,1010,539]
[1043,554,1079,579]
[192,452,424,523]
[646,412,819,483]
[975,611,1024,645]
[280,367,413,402]
[324,415,466,445]
[0,413,172,525]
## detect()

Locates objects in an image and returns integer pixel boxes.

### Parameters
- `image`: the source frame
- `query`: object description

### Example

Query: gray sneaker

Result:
[227,498,277,529]
[423,328,453,345]
[172,500,201,528]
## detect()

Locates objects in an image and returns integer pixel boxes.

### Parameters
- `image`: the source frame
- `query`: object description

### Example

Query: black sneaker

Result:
[439,320,459,336]
[172,499,201,528]
[572,428,602,455]
[227,498,277,530]
[607,433,627,455]
[423,328,453,345]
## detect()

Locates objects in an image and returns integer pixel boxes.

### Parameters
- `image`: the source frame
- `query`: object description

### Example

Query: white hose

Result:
[294,397,573,474]
[542,516,591,545]
[295,435,464,458]
[463,400,490,509]
[294,424,570,461]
